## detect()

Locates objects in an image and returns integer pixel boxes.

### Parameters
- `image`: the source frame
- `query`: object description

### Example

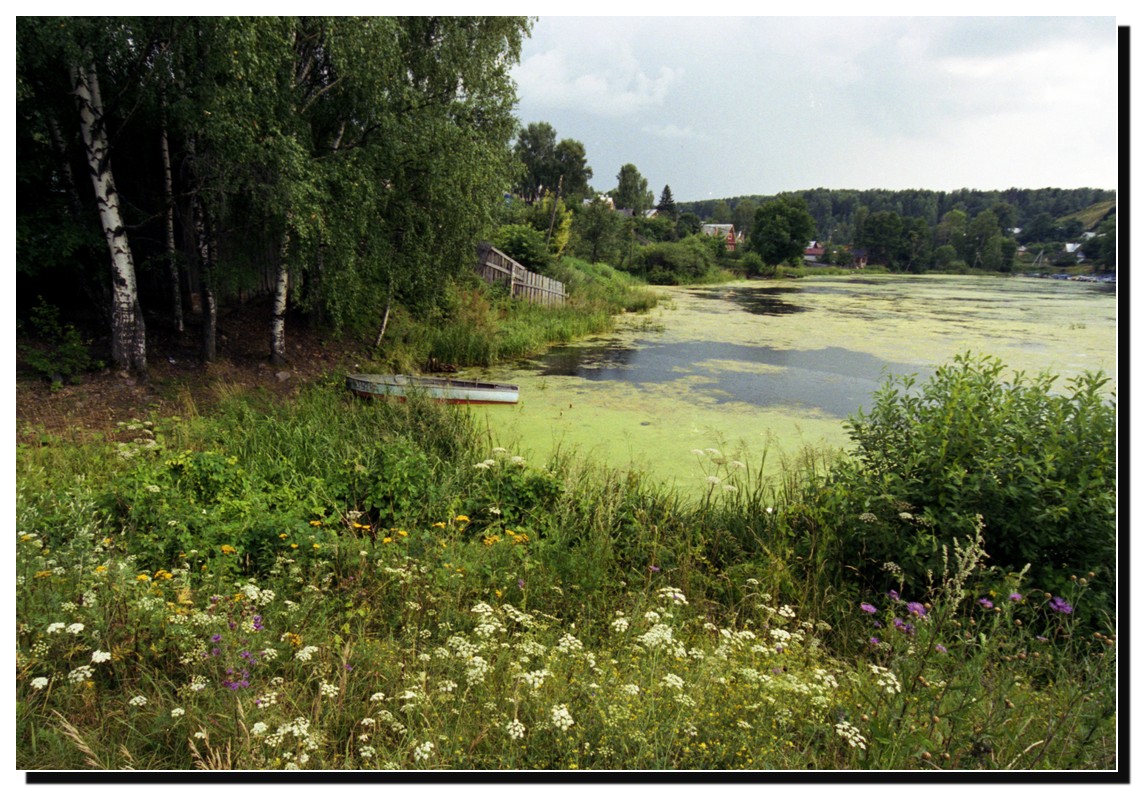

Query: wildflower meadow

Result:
[15,357,1117,772]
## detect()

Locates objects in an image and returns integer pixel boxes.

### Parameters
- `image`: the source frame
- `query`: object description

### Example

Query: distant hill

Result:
[675,187,1116,245]
[1058,200,1116,231]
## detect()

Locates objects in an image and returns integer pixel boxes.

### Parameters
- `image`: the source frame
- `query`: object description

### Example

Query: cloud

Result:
[642,123,698,140]
[513,45,680,117]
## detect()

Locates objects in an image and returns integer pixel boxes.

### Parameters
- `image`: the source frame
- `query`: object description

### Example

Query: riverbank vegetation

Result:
[16,355,1116,771]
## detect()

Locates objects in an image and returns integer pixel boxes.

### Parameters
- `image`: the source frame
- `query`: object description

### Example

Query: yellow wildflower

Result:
[94,565,108,573]
[279,533,289,540]
[382,537,393,544]
[312,544,320,550]
[290,543,298,549]
[154,569,174,581]
[136,574,151,582]
[220,544,237,555]
[455,515,470,523]
[34,570,53,579]
[398,530,408,538]
[310,520,322,527]
[482,534,501,547]
[433,522,446,529]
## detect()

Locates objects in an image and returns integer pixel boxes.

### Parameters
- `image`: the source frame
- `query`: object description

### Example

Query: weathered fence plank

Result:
[475,243,566,305]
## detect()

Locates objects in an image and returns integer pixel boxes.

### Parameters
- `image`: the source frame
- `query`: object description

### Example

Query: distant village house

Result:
[702,223,739,252]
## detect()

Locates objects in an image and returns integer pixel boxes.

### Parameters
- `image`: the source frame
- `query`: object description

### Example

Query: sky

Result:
[509,14,1123,202]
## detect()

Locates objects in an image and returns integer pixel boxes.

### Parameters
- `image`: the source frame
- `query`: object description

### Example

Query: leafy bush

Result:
[824,353,1116,623]
[494,223,554,272]
[19,298,102,389]
[629,238,713,284]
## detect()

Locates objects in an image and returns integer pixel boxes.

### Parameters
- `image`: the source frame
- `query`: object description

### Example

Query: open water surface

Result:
[471,275,1116,491]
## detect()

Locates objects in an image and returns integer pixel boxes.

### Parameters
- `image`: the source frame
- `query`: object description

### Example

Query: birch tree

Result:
[70,42,146,376]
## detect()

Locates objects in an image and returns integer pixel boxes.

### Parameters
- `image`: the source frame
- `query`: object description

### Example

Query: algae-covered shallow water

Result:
[470,275,1117,491]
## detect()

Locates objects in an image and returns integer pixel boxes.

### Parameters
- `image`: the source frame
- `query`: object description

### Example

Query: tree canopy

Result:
[17,16,533,371]
[747,195,816,267]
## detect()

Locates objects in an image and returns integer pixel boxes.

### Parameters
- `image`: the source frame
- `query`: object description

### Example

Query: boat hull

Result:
[346,374,519,405]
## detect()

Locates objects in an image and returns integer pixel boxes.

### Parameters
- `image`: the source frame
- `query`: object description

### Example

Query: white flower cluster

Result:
[295,645,319,662]
[413,741,434,762]
[319,682,339,699]
[657,586,688,606]
[505,718,526,740]
[465,655,489,685]
[661,673,685,690]
[835,720,868,751]
[637,623,687,658]
[520,669,553,690]
[67,665,93,684]
[555,633,583,653]
[869,665,902,695]
[550,704,574,732]
[611,616,631,633]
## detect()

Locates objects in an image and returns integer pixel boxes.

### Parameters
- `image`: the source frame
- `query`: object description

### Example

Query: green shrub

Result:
[624,237,714,284]
[19,298,102,388]
[824,353,1116,623]
[494,223,554,272]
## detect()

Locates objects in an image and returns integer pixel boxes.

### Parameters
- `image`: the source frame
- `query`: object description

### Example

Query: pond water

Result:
[470,275,1117,491]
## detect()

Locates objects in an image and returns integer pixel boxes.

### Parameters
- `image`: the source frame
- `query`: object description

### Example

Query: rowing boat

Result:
[345,373,520,405]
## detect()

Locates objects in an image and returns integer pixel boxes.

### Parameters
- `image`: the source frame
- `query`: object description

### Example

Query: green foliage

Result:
[628,237,714,285]
[826,353,1116,624]
[610,163,653,216]
[18,299,103,388]
[494,223,554,272]
[748,195,816,266]
[15,383,1117,771]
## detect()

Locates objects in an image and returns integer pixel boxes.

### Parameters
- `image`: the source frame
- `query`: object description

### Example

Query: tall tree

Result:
[515,121,558,203]
[656,184,677,218]
[747,195,815,267]
[553,138,593,199]
[611,163,652,216]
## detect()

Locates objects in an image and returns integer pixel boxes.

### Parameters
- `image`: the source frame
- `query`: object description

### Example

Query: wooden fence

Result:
[475,243,567,305]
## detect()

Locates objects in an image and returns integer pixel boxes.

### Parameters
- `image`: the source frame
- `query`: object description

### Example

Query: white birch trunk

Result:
[72,57,146,377]
[270,230,290,365]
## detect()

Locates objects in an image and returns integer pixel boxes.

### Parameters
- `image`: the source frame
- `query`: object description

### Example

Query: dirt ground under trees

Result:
[15,297,368,443]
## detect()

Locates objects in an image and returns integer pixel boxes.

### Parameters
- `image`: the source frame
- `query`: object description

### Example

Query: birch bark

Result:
[71,56,147,378]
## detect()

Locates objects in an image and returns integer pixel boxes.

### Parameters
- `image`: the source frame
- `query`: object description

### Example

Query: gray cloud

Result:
[511,15,1120,200]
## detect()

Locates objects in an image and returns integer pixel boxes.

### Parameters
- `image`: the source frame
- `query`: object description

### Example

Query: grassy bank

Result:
[371,256,660,371]
[15,356,1117,771]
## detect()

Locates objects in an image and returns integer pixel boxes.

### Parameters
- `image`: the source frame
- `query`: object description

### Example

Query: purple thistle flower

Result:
[887,590,901,601]
[935,644,948,653]
[211,634,222,643]
[906,601,927,618]
[1049,597,1074,615]
[517,578,525,590]
[978,597,994,609]
[252,615,264,631]
[868,637,880,646]
[648,565,660,573]
[1036,636,1049,643]
[1009,593,1023,603]
[860,603,877,614]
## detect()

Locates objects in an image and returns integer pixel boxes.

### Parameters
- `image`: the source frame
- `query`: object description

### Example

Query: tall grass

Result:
[370,258,660,371]
[15,380,1117,771]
